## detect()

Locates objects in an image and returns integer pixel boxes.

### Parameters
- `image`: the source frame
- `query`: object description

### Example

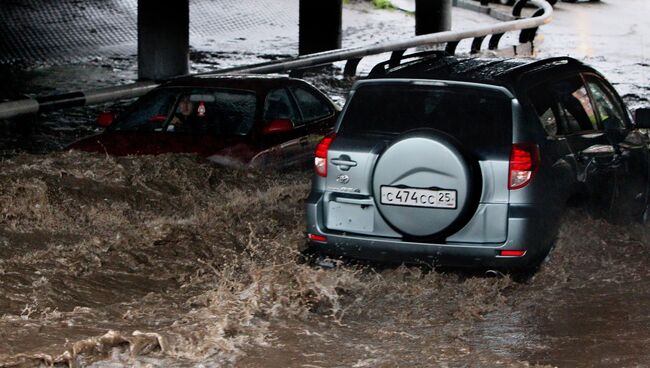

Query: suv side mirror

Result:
[96,111,116,127]
[262,119,293,135]
[635,108,650,129]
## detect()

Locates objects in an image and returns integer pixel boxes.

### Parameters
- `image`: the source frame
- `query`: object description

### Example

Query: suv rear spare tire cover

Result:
[372,130,478,237]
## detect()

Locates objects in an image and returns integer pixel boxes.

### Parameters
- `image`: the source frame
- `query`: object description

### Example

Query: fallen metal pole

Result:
[0,0,551,121]
[0,82,158,120]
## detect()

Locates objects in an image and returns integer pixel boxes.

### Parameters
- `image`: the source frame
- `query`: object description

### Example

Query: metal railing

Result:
[0,0,552,121]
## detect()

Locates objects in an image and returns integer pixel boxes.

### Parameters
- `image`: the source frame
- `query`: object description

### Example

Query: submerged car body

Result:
[69,75,339,168]
[306,54,650,271]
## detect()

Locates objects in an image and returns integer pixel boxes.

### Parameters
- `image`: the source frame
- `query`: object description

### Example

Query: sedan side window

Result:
[290,87,332,123]
[166,89,257,136]
[585,78,627,130]
[264,88,300,123]
[112,88,178,132]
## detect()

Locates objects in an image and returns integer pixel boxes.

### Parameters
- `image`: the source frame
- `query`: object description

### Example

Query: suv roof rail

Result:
[368,50,451,77]
[495,56,583,78]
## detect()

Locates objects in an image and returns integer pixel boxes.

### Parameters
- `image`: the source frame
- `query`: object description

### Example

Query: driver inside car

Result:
[168,96,198,132]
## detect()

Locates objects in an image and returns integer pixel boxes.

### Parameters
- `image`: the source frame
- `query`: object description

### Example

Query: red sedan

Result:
[68,75,339,168]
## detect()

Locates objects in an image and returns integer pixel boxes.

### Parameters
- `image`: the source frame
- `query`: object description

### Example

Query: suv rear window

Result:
[339,83,512,151]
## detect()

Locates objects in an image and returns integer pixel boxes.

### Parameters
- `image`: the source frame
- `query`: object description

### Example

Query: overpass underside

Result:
[0,0,451,80]
[0,0,300,65]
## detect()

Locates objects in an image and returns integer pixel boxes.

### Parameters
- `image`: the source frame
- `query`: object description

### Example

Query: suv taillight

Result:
[509,143,540,190]
[315,132,336,177]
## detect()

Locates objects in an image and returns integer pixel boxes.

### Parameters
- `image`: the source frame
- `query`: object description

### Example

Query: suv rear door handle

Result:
[331,157,358,170]
[335,197,373,205]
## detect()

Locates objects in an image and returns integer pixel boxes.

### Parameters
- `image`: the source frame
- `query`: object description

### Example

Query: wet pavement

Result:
[535,0,650,108]
[1,0,650,367]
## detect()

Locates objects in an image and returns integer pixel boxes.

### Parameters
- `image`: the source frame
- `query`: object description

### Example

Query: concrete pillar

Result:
[415,0,452,36]
[138,0,189,81]
[299,0,342,55]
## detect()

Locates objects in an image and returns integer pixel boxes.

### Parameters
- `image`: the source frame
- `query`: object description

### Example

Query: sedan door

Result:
[288,85,337,135]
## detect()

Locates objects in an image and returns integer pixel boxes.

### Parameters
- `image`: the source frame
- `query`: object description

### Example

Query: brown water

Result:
[0,151,649,367]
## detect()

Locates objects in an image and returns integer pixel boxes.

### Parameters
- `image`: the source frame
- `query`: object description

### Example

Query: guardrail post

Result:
[415,0,452,35]
[470,36,485,54]
[445,41,459,55]
[512,0,529,17]
[519,8,545,43]
[299,0,343,55]
[389,50,406,67]
[488,33,505,50]
[344,58,362,76]
[137,0,189,81]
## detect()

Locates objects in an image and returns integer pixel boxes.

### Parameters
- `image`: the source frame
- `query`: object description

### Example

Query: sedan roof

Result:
[162,74,306,92]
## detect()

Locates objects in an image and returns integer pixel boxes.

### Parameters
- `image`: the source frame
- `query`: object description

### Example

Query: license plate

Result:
[380,186,457,209]
[326,201,374,233]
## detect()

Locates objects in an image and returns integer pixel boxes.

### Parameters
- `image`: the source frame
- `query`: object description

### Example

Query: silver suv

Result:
[305,55,650,271]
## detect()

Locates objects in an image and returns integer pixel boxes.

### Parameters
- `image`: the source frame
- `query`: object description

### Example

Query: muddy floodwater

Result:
[0,152,648,367]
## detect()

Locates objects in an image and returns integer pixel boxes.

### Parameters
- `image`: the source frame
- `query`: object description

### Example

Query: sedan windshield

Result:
[111,88,257,136]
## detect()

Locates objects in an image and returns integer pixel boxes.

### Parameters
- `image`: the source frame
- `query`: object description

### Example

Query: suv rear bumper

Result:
[307,234,534,269]
[306,193,553,269]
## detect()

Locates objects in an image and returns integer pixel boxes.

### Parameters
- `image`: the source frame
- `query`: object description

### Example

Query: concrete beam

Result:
[138,0,189,81]
[299,0,342,55]
[415,0,453,35]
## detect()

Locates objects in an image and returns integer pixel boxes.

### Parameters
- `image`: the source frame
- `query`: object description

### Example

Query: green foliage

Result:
[372,0,395,9]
